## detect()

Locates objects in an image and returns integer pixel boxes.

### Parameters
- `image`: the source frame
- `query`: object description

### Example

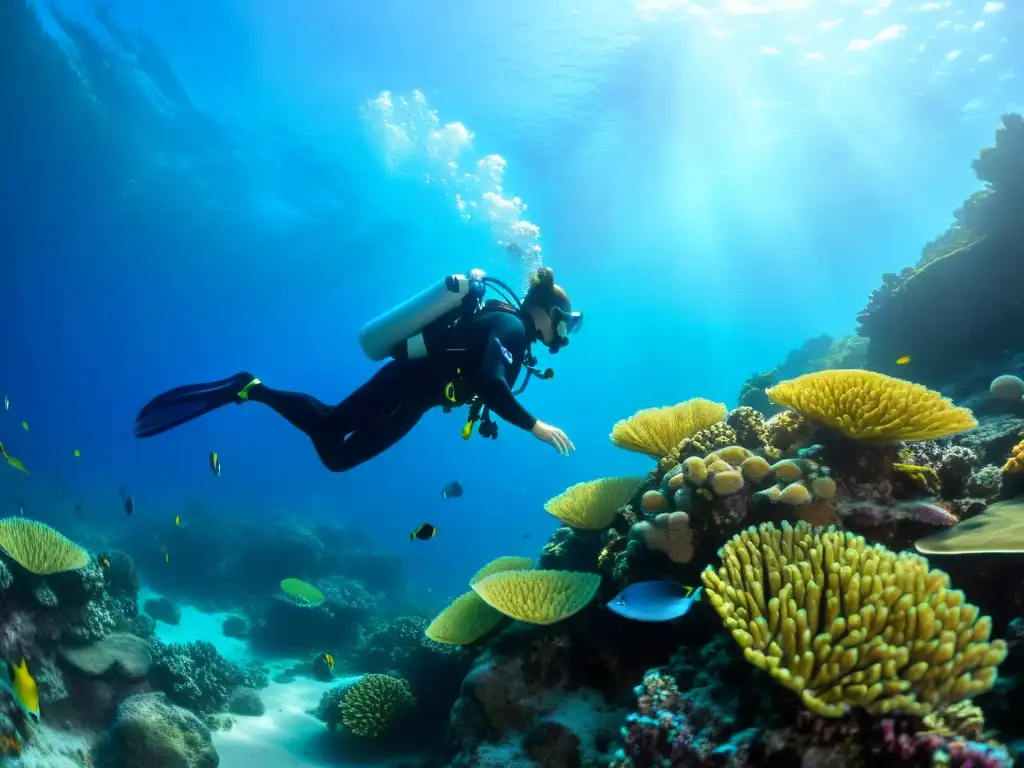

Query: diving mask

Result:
[548,306,583,352]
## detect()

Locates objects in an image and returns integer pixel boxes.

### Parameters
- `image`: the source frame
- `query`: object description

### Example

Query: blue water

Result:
[1,0,1022,603]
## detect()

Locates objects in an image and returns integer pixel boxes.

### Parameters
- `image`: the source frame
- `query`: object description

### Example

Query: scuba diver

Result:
[133,266,582,471]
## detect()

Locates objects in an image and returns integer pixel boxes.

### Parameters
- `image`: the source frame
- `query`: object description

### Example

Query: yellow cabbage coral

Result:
[610,398,727,459]
[426,556,536,644]
[472,569,601,625]
[424,591,506,644]
[340,673,414,737]
[0,518,89,574]
[765,370,977,441]
[470,556,533,585]
[701,521,1006,718]
[544,477,641,530]
[280,578,325,607]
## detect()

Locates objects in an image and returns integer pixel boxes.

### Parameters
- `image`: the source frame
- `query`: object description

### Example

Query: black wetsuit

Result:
[247,309,538,472]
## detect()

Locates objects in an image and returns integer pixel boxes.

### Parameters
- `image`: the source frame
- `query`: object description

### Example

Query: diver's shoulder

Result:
[474,306,526,335]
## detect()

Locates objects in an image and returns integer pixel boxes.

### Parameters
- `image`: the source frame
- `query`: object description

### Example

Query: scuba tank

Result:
[358,270,487,361]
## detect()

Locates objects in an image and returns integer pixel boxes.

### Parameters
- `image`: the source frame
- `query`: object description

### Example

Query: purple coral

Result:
[877,718,1010,768]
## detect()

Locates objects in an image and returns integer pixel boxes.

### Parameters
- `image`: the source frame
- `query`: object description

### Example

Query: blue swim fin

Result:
[134,372,256,438]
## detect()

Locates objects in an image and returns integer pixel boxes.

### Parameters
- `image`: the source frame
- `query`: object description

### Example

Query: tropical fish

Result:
[5,457,28,475]
[73,449,80,457]
[20,421,27,431]
[896,355,911,365]
[164,550,170,564]
[410,523,438,541]
[0,658,40,723]
[606,582,704,623]
[209,451,221,477]
[97,554,111,570]
[317,652,335,671]
[119,487,134,516]
[174,515,181,526]
[441,480,464,500]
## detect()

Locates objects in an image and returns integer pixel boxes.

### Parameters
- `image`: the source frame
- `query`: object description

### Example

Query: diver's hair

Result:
[524,267,570,312]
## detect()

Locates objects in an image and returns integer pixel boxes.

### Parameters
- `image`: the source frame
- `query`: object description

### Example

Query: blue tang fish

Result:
[606,581,703,622]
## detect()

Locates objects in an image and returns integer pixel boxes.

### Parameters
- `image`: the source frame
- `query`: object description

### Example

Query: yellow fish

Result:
[174,515,181,526]
[165,551,170,564]
[323,653,335,670]
[6,457,28,476]
[73,449,81,457]
[20,421,28,431]
[209,451,221,477]
[896,355,911,365]
[0,658,40,723]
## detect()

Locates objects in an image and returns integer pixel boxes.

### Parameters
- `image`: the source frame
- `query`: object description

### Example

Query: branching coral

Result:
[543,477,641,530]
[339,673,414,737]
[610,398,727,459]
[1001,438,1024,472]
[766,370,978,441]
[701,521,1006,718]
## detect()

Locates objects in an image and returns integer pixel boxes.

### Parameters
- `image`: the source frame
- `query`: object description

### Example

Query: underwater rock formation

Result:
[857,114,1024,388]
[92,692,219,768]
[443,627,631,767]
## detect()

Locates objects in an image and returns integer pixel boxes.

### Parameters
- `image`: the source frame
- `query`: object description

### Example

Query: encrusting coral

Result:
[339,673,414,737]
[544,476,641,530]
[766,370,978,441]
[701,521,1007,718]
[0,518,90,574]
[610,398,726,459]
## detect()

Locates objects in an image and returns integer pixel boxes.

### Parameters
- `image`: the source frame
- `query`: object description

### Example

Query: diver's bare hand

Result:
[531,421,575,456]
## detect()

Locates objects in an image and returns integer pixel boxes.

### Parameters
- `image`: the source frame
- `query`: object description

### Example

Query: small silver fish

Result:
[2,396,7,411]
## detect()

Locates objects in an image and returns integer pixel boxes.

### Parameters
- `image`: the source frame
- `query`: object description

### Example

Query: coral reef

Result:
[149,639,267,725]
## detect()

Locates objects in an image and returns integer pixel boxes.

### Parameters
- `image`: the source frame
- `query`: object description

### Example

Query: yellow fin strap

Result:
[237,377,262,401]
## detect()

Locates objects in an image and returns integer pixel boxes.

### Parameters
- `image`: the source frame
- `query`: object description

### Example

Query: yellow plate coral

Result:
[470,555,533,585]
[424,591,505,645]
[765,370,977,441]
[280,578,325,607]
[544,477,641,530]
[701,521,1006,718]
[0,518,89,574]
[610,398,726,459]
[471,569,601,626]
